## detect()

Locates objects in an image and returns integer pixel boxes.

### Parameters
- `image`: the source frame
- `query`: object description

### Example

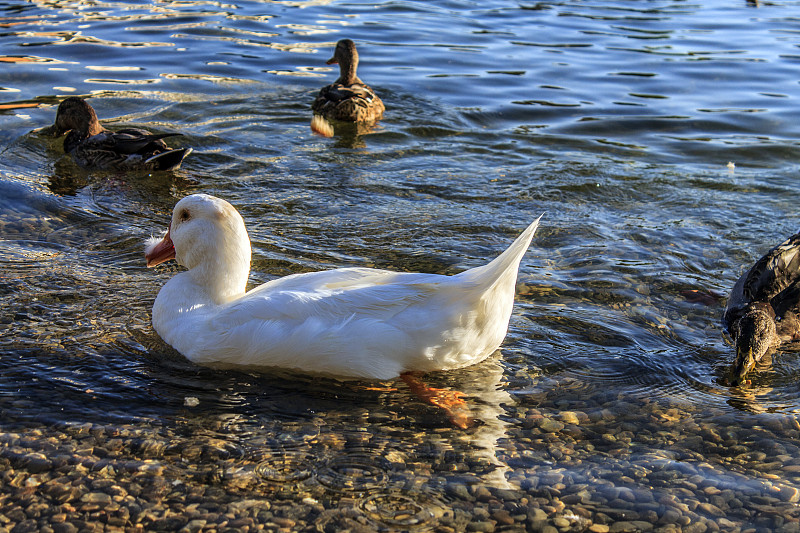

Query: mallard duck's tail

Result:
[311,115,334,137]
[147,147,193,171]
[458,216,542,288]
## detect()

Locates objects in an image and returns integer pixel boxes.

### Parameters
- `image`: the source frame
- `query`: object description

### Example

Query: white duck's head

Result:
[146,194,251,303]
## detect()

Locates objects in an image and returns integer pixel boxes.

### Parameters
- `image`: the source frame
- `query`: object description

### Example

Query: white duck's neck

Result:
[189,249,250,304]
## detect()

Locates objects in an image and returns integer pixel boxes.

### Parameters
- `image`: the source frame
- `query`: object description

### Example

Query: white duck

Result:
[145,194,540,380]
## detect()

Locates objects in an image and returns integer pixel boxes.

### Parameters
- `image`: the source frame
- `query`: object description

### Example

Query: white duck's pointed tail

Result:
[459,215,542,287]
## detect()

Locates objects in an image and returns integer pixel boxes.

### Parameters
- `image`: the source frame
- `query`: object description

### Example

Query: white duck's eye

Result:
[179,209,190,221]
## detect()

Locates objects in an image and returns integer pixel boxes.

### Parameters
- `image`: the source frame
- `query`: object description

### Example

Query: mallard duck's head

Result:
[326,39,358,67]
[52,97,103,137]
[326,39,363,86]
[729,304,777,385]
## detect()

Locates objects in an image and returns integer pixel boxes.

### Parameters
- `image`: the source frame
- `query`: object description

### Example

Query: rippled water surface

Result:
[2,0,800,531]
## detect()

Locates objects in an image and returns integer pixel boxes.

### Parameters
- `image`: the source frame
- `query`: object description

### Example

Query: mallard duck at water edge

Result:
[312,39,385,125]
[724,232,800,385]
[45,97,191,171]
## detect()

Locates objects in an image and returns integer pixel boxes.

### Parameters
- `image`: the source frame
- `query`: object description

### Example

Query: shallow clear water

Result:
[2,0,800,531]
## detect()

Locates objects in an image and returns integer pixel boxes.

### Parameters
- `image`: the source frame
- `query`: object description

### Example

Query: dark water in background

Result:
[2,0,800,530]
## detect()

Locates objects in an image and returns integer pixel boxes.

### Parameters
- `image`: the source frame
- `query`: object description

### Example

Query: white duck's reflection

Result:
[152,354,522,531]
[398,354,519,490]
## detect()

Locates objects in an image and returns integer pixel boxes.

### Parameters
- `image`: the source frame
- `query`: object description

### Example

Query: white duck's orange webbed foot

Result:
[400,372,474,429]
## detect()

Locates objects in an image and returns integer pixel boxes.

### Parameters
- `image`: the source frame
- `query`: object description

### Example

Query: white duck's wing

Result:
[243,267,449,318]
[187,267,467,379]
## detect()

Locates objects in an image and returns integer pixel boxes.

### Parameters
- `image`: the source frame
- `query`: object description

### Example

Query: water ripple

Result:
[357,491,447,532]
[316,449,392,493]
[254,449,316,483]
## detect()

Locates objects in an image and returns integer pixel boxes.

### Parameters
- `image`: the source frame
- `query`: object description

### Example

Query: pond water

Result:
[2,0,800,531]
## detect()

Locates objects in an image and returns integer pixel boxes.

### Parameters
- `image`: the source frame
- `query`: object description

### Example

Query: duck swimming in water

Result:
[145,194,540,380]
[724,232,800,385]
[312,39,385,124]
[48,97,191,171]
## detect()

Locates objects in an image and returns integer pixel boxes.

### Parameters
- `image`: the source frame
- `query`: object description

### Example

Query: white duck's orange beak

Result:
[145,225,176,268]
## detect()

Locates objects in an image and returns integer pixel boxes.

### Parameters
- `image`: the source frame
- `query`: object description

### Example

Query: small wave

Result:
[358,491,447,532]
[254,449,316,483]
[316,449,392,493]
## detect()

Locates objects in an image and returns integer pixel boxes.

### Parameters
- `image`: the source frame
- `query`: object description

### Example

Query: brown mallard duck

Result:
[724,233,800,385]
[312,39,385,123]
[49,97,191,171]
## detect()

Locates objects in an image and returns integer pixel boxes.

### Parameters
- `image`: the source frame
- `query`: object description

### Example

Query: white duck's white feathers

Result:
[147,194,540,380]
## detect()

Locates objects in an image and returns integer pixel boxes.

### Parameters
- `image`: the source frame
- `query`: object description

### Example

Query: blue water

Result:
[2,0,800,530]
